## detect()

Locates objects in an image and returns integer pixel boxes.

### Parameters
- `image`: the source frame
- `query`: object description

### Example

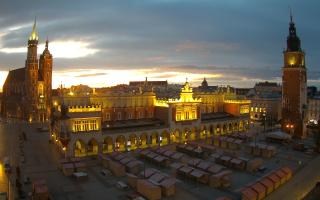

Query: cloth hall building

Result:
[51,80,251,158]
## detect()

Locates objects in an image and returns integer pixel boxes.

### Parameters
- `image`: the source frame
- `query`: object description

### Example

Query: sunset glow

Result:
[52,68,222,89]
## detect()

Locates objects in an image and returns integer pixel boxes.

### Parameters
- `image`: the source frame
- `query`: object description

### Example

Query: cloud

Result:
[0,0,320,89]
[76,72,108,77]
[0,40,99,58]
[175,41,239,53]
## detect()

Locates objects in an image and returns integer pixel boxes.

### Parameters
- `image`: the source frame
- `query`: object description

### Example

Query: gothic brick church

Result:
[1,20,53,122]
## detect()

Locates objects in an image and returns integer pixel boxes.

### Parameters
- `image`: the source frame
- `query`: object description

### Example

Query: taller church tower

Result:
[281,13,307,138]
[25,18,39,121]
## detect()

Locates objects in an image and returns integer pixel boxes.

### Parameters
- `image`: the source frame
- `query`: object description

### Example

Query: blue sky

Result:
[0,0,319,89]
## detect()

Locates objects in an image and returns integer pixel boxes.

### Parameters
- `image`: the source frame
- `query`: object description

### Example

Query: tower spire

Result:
[29,17,38,41]
[289,6,293,23]
[45,36,49,49]
[286,8,301,52]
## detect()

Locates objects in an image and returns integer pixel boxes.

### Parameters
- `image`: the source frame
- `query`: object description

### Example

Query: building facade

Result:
[250,97,281,123]
[1,20,53,122]
[307,97,320,125]
[281,15,307,138]
[51,81,251,158]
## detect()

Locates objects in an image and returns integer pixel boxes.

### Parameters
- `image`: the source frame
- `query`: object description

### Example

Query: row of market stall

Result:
[240,167,293,200]
[176,143,213,158]
[211,152,263,172]
[32,179,51,200]
[60,157,87,176]
[127,168,176,200]
[213,136,244,150]
[139,148,187,166]
[245,143,277,158]
[100,152,144,176]
[171,161,232,188]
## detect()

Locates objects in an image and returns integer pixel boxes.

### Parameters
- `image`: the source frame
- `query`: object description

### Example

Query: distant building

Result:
[246,82,282,123]
[307,86,318,98]
[281,14,307,138]
[235,88,251,96]
[51,81,250,157]
[1,20,52,122]
[250,95,281,123]
[307,96,320,124]
[129,77,168,87]
[254,81,281,96]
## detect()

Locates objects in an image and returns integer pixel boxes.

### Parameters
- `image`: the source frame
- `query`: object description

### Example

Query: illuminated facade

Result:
[51,80,250,158]
[1,19,52,122]
[281,14,307,138]
[250,97,281,122]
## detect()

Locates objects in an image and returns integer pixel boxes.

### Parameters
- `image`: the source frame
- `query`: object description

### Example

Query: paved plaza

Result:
[0,119,319,200]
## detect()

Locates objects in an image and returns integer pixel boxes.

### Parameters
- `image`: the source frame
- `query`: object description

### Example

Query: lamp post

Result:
[262,112,266,133]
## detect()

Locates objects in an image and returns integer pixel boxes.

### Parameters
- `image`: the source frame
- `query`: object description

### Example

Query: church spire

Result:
[29,17,38,41]
[286,9,301,52]
[45,38,49,49]
[289,6,293,23]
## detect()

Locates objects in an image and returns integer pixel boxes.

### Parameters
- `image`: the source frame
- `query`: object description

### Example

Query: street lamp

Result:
[262,112,266,133]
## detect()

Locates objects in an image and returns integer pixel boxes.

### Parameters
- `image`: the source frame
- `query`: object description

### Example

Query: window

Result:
[192,111,196,119]
[117,112,122,120]
[128,113,132,119]
[139,111,144,119]
[176,112,181,121]
[105,113,110,121]
[149,112,153,118]
[185,112,189,120]
[73,119,98,132]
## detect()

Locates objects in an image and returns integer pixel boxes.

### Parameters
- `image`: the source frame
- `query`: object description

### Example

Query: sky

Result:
[0,0,320,90]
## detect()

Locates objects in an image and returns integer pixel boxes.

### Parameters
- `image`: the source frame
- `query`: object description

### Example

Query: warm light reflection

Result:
[0,71,9,92]
[0,163,3,179]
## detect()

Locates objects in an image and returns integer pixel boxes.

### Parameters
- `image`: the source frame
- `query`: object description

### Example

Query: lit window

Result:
[176,112,181,121]
[192,111,196,119]
[185,112,189,120]
[106,113,110,121]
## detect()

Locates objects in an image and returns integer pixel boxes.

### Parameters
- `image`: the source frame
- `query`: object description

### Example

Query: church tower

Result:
[39,39,53,120]
[25,18,39,121]
[281,12,307,138]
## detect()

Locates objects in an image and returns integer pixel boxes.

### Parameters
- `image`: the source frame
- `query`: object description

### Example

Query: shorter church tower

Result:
[281,13,307,138]
[39,39,53,121]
